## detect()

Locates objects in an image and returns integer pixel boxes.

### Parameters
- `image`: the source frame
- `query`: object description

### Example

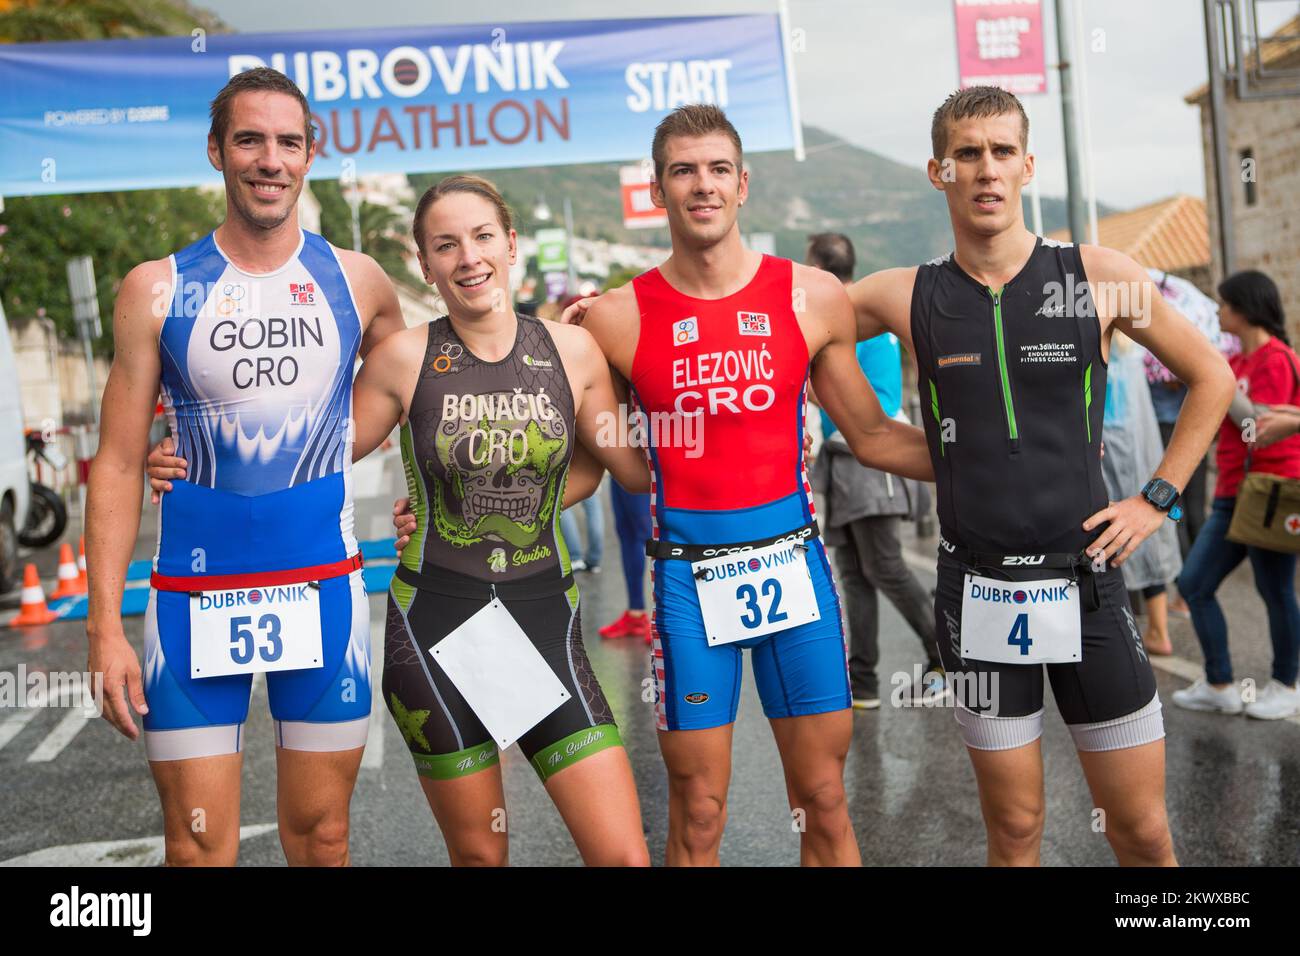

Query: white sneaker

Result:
[1245,679,1300,720]
[570,559,588,572]
[1172,678,1244,715]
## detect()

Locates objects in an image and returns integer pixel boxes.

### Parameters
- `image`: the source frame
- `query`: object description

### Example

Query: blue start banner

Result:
[0,15,800,197]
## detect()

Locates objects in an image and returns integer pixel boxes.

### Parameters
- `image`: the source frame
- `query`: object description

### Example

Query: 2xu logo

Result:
[1002,555,1046,567]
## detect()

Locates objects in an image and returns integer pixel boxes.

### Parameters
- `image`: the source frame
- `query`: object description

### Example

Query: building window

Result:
[1240,148,1257,207]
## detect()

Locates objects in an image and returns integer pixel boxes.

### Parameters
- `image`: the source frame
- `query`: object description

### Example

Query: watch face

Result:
[1148,481,1174,507]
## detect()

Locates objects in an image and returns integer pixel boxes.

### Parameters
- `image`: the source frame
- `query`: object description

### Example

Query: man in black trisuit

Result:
[846,86,1234,865]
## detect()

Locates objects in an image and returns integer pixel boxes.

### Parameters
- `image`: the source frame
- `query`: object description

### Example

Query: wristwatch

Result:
[1141,477,1184,521]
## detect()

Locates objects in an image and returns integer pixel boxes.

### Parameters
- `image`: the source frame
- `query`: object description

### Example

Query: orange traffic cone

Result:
[77,536,88,591]
[50,542,86,599]
[8,564,60,626]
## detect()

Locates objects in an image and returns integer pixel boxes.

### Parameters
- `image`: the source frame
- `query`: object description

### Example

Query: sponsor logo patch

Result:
[684,692,709,704]
[674,317,699,346]
[737,311,770,336]
[938,352,981,368]
[289,281,315,305]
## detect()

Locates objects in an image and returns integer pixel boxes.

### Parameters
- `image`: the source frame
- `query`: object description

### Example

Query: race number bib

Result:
[190,583,324,679]
[691,540,821,647]
[960,573,1082,664]
[430,598,570,750]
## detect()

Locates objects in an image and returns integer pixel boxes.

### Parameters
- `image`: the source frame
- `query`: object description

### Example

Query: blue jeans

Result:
[1178,496,1300,686]
[560,483,604,567]
[609,482,651,610]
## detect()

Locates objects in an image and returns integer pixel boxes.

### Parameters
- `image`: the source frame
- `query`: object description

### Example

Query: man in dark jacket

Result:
[806,234,945,709]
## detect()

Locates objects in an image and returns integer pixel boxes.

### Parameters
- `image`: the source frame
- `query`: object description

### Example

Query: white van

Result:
[0,296,32,593]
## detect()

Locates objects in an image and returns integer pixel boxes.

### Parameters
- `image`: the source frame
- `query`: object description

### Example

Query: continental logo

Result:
[684,692,709,704]
[938,352,982,368]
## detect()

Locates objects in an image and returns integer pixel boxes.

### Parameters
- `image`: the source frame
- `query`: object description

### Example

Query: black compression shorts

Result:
[932,556,1161,751]
[383,568,621,781]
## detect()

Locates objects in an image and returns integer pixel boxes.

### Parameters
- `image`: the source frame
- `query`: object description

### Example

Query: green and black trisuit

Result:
[383,314,620,781]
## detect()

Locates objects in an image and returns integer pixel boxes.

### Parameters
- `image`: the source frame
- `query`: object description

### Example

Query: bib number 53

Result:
[229,614,283,665]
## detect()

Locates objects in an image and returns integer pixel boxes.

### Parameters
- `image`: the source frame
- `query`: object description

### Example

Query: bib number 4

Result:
[959,572,1082,664]
[1006,613,1032,657]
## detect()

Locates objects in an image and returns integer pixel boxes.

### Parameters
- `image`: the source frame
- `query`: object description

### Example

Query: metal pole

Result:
[777,0,806,162]
[1203,0,1237,277]
[1073,0,1100,244]
[1054,0,1088,243]
[1025,98,1044,236]
[81,327,99,426]
[67,256,102,426]
[349,191,362,253]
[563,196,577,293]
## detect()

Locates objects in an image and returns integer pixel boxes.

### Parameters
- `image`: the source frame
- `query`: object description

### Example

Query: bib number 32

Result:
[692,540,821,647]
[736,579,788,629]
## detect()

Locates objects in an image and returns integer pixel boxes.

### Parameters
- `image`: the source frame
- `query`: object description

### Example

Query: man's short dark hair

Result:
[651,104,744,183]
[209,67,314,152]
[806,233,855,282]
[930,86,1028,159]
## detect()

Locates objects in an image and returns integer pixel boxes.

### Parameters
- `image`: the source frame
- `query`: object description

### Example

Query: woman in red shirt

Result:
[1173,271,1300,720]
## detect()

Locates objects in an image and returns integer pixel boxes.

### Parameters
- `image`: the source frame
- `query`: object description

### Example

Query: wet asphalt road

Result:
[1,448,1297,866]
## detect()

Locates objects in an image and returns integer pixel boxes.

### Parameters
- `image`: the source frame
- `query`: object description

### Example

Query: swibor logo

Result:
[228,42,570,102]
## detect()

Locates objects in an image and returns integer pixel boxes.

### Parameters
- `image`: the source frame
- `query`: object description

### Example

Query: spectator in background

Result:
[1173,270,1300,720]
[1102,331,1182,655]
[599,480,652,640]
[1142,270,1237,614]
[805,233,944,709]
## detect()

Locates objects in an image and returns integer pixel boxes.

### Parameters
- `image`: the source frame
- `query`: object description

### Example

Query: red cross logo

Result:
[1286,514,1300,535]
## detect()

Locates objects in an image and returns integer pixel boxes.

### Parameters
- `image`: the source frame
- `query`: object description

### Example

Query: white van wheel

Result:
[0,498,18,594]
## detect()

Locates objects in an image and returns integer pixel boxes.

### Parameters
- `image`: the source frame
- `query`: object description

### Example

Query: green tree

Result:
[0,190,223,345]
[310,180,423,293]
[604,266,641,292]
[0,0,222,42]
[0,0,228,349]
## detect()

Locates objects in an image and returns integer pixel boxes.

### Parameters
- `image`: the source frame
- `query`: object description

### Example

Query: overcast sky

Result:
[201,0,1300,211]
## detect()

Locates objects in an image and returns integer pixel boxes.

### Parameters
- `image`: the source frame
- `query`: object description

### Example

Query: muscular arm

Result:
[1086,246,1236,493]
[352,325,422,461]
[559,323,651,494]
[802,267,934,482]
[340,250,407,359]
[1078,246,1236,563]
[85,261,169,736]
[846,266,918,348]
[563,443,606,507]
[87,264,166,635]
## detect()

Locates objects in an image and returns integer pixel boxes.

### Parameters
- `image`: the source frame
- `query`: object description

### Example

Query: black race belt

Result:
[646,521,820,562]
[938,536,1104,613]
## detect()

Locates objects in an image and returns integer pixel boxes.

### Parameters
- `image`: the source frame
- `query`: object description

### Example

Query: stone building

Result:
[1048,194,1212,293]
[1185,13,1300,336]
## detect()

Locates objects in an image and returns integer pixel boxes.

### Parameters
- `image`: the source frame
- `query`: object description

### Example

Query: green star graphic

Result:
[389,692,432,752]
[507,419,564,477]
